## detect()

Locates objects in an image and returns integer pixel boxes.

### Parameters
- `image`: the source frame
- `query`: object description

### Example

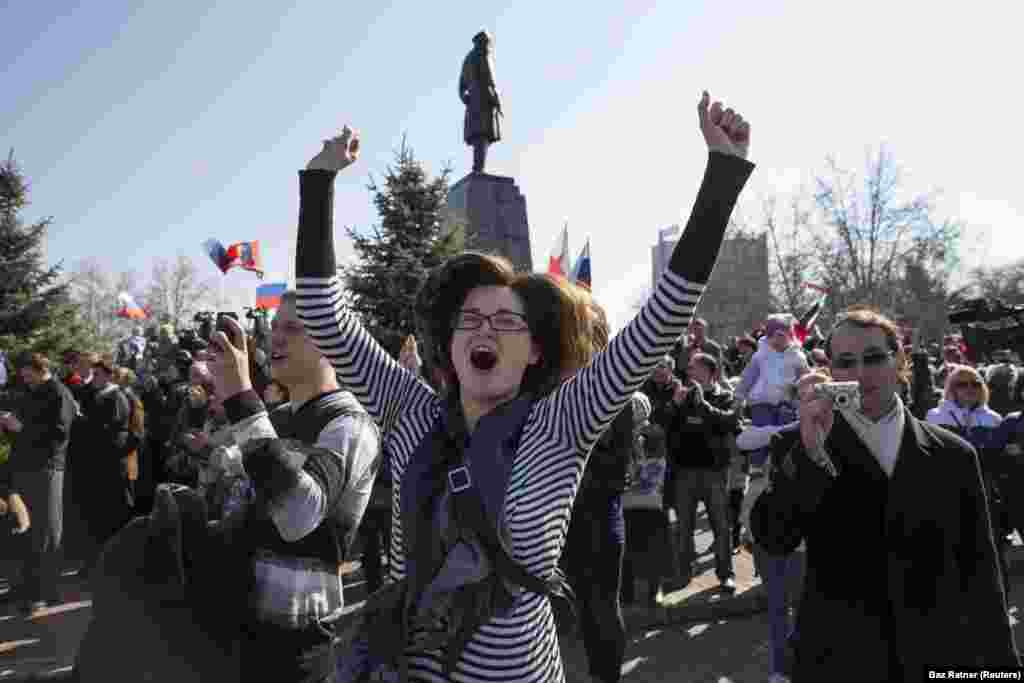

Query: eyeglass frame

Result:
[452,309,530,332]
[830,349,896,371]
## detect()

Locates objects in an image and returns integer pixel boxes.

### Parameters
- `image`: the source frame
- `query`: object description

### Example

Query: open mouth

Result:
[469,346,498,371]
[270,352,288,363]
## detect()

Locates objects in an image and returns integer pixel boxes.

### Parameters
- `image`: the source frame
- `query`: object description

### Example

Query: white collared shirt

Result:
[840,395,905,477]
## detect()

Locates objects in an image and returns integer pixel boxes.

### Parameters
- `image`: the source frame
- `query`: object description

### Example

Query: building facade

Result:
[652,228,772,343]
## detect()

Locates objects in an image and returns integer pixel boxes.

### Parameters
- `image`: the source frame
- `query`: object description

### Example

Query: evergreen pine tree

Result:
[343,139,465,357]
[0,151,97,364]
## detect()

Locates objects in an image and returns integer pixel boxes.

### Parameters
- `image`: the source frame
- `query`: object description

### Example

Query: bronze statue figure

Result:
[460,31,502,174]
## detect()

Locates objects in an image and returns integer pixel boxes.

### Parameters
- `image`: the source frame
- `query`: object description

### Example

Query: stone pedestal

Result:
[446,172,533,272]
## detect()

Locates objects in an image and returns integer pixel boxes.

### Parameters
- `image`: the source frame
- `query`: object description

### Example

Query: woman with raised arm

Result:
[294,92,753,683]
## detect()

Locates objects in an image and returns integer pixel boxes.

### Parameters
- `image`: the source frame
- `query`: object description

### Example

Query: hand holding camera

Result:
[208,313,252,401]
[797,374,852,477]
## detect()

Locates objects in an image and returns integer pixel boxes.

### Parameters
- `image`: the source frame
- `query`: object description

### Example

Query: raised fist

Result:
[698,91,750,160]
[306,125,361,172]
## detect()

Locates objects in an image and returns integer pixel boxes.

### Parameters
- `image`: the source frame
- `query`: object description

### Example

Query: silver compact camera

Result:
[813,381,861,411]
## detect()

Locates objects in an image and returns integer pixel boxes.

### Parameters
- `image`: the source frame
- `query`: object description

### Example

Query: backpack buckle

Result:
[448,466,472,493]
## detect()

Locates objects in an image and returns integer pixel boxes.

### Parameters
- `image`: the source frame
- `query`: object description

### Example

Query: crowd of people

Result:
[0,91,1020,682]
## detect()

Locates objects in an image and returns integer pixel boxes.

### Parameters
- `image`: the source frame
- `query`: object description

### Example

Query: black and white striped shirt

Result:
[295,151,754,682]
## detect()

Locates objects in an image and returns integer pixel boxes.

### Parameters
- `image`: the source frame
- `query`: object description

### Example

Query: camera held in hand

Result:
[813,381,861,412]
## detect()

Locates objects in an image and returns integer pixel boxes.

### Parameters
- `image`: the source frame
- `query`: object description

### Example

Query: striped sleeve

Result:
[292,171,439,442]
[547,151,754,456]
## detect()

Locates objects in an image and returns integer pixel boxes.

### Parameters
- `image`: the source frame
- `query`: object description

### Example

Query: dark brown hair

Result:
[510,274,593,395]
[414,252,517,387]
[414,253,596,398]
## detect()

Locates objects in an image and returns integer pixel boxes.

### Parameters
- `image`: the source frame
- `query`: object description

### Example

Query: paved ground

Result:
[3,516,1023,682]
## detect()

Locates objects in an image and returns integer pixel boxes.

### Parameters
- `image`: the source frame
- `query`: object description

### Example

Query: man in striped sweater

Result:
[208,292,381,683]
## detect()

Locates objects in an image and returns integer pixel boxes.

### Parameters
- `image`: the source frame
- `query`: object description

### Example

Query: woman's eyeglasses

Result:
[832,350,894,371]
[453,310,530,332]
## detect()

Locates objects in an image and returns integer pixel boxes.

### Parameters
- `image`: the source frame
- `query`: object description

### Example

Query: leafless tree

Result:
[813,144,961,314]
[146,253,214,330]
[68,258,116,342]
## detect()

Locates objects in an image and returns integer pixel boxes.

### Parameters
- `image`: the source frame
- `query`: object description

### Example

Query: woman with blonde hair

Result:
[927,365,1003,446]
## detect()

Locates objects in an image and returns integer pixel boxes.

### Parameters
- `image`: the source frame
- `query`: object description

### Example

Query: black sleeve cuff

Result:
[224,389,266,424]
[668,151,755,283]
[296,169,339,278]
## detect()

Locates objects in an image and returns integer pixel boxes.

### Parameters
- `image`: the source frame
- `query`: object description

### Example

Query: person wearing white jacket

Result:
[734,316,810,478]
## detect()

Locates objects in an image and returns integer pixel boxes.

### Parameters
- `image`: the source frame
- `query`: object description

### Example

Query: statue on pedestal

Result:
[459,31,502,174]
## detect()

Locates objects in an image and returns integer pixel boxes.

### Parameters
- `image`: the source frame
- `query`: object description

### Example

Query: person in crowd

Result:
[732,335,758,375]
[64,351,98,568]
[735,373,819,683]
[165,362,217,485]
[734,314,809,472]
[751,307,1018,680]
[300,90,752,682]
[0,353,76,614]
[207,288,381,683]
[639,355,684,564]
[927,365,1003,445]
[140,351,193,502]
[113,367,145,509]
[670,352,739,592]
[672,317,724,383]
[935,343,964,387]
[79,357,135,577]
[562,291,632,683]
[986,350,1021,417]
[621,391,670,607]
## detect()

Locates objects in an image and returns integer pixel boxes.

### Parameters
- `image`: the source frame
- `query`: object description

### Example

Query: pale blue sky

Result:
[3,1,1022,332]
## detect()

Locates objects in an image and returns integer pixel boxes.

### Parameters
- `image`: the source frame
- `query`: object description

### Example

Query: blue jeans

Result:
[749,403,797,468]
[754,545,798,677]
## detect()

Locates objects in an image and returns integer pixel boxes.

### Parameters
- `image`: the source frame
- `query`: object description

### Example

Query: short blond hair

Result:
[944,365,990,406]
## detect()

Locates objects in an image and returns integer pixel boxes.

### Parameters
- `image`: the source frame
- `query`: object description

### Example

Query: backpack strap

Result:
[442,455,575,675]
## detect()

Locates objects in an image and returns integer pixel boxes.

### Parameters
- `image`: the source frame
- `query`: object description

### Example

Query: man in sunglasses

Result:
[751,307,1018,680]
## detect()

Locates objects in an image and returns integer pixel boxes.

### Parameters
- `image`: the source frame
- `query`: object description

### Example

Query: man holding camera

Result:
[207,295,380,682]
[670,352,739,592]
[751,308,1018,680]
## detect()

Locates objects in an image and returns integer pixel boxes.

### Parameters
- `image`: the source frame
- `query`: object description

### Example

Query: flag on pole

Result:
[795,285,829,344]
[256,282,287,310]
[547,223,570,277]
[203,239,264,278]
[570,239,591,290]
[116,292,148,320]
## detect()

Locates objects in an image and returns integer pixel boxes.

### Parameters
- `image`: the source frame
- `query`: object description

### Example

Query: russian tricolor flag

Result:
[204,239,264,278]
[570,239,591,290]
[116,292,148,320]
[256,282,287,310]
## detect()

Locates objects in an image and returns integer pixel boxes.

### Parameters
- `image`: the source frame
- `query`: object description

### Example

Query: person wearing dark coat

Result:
[1,353,76,612]
[80,358,135,574]
[751,308,1018,681]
